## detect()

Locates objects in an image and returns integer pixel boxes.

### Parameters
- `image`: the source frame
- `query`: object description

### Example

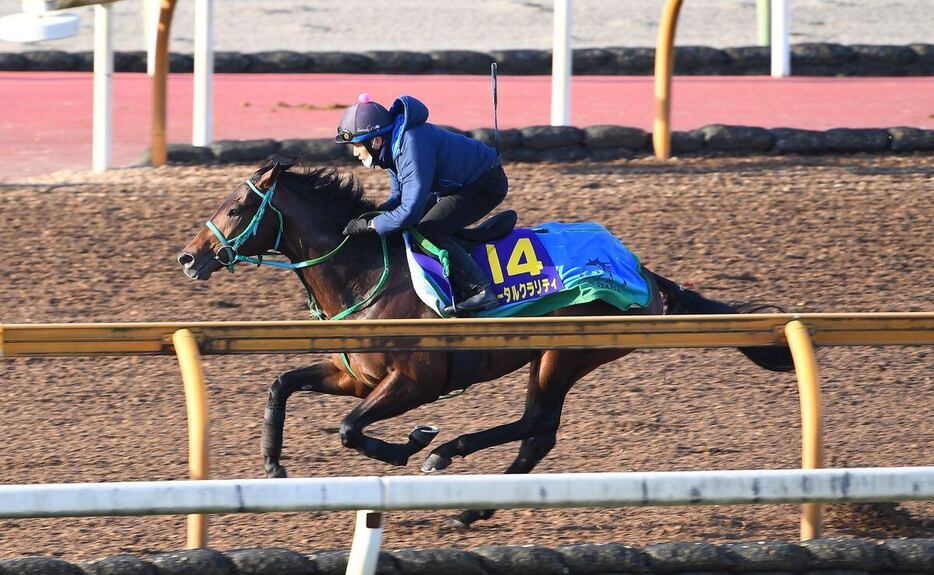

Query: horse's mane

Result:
[277,163,376,221]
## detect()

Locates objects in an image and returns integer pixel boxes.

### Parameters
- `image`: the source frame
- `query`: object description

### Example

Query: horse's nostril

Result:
[178,252,194,267]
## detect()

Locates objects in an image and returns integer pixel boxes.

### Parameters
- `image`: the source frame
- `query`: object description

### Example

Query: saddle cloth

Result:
[403,221,651,318]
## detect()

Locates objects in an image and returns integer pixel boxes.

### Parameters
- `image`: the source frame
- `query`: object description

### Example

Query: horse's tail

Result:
[649,271,795,373]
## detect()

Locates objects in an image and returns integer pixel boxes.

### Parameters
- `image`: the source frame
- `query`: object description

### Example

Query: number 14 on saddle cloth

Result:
[403,222,652,318]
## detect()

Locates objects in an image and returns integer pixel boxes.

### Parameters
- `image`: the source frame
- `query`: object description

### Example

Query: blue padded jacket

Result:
[370,96,498,236]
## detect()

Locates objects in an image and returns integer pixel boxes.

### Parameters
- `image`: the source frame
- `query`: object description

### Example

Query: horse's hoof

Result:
[421,453,452,473]
[442,516,470,532]
[265,464,288,479]
[408,425,440,448]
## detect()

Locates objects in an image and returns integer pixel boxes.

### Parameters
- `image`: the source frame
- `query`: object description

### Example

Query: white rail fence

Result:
[3,467,933,574]
[4,467,934,517]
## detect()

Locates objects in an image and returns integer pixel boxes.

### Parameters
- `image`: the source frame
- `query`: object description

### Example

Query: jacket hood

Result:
[389,95,429,128]
[389,96,429,158]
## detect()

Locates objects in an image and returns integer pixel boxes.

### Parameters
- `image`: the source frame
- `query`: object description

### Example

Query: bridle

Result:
[205,178,285,272]
[201,176,391,323]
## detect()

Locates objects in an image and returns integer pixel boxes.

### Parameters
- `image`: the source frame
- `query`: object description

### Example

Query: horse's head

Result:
[178,159,373,281]
[178,159,292,280]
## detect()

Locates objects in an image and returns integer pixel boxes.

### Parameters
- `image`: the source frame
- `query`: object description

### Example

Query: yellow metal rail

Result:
[653,0,683,160]
[785,320,825,540]
[150,0,177,167]
[2,314,932,358]
[172,329,210,549]
[3,312,933,545]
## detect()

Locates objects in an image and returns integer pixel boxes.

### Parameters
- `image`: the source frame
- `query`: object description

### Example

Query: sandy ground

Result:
[0,154,932,561]
[1,0,932,54]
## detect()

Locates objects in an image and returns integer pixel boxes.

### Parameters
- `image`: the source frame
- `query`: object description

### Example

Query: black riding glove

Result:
[342,217,372,236]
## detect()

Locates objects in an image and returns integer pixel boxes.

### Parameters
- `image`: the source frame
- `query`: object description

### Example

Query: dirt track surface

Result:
[0,155,932,561]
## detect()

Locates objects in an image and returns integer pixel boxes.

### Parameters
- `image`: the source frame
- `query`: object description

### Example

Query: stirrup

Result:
[443,289,498,316]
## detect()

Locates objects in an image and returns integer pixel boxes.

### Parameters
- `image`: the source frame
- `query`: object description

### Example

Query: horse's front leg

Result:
[263,361,355,478]
[339,371,440,466]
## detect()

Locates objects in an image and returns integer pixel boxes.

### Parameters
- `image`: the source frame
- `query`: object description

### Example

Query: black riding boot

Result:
[434,237,498,316]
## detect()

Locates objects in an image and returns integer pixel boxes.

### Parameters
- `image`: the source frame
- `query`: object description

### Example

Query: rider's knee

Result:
[415,220,445,239]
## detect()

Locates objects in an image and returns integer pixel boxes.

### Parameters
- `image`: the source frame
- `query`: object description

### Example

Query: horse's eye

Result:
[227,208,241,218]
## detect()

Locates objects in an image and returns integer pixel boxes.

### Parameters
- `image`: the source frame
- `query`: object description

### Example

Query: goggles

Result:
[337,123,393,144]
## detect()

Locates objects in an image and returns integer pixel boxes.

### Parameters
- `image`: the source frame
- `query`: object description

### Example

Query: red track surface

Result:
[1,73,932,177]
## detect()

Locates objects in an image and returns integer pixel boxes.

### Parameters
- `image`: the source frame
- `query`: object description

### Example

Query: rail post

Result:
[193,0,213,146]
[144,0,159,76]
[757,0,771,46]
[172,329,210,548]
[653,0,683,160]
[784,319,824,540]
[92,3,113,172]
[346,510,384,575]
[151,0,177,167]
[550,0,572,126]
[770,0,790,77]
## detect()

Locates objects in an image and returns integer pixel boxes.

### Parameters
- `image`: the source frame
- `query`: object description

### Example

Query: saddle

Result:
[454,210,517,244]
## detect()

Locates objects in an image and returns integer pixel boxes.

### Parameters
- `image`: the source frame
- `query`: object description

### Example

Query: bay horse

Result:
[178,160,793,529]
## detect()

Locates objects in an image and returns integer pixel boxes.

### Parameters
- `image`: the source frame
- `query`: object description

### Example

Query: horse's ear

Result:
[256,158,295,190]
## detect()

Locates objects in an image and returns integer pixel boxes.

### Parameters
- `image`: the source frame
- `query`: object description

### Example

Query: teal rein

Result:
[204,178,391,381]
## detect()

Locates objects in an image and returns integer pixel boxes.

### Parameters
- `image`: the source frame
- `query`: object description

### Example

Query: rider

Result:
[335,93,507,315]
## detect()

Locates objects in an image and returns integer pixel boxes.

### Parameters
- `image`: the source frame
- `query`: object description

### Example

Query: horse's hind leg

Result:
[444,348,634,529]
[421,355,546,473]
[339,371,440,466]
[263,361,354,478]
[424,349,630,472]
[448,430,560,528]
